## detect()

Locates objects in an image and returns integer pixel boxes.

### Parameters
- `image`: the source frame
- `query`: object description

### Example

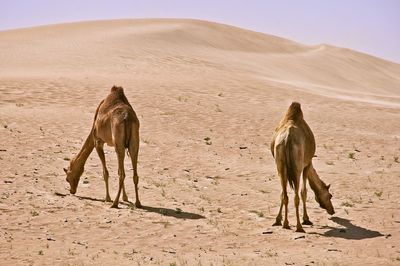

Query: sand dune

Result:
[0,19,399,265]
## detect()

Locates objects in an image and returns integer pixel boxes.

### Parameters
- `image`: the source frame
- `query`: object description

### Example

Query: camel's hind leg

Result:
[294,178,305,233]
[282,182,290,229]
[122,179,129,202]
[111,124,126,208]
[128,124,141,208]
[273,145,290,229]
[111,142,125,208]
[301,165,313,225]
[291,149,305,233]
[281,181,290,229]
[95,140,112,202]
[272,192,284,226]
[273,181,289,229]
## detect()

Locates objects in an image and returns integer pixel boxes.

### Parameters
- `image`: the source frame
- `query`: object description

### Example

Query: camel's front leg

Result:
[111,144,125,208]
[301,167,312,225]
[95,141,112,202]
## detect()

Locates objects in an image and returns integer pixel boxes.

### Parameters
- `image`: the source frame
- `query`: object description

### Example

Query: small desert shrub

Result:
[250,210,264,218]
[153,181,165,188]
[204,137,212,145]
[341,201,354,207]
[177,96,188,102]
[211,180,219,186]
[348,152,355,159]
[163,222,171,228]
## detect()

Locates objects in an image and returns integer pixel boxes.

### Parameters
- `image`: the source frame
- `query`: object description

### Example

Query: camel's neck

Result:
[307,165,327,196]
[71,130,95,171]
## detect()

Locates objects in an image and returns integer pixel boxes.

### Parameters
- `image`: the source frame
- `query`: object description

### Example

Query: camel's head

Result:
[315,184,335,215]
[63,163,83,195]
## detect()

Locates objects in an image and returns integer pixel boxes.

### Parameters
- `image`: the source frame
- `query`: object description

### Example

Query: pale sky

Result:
[1,0,399,63]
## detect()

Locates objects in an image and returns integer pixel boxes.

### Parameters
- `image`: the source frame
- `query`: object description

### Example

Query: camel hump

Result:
[111,85,124,94]
[285,102,303,121]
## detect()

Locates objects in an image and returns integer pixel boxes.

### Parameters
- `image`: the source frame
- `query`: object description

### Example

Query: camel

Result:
[270,102,334,232]
[63,86,141,208]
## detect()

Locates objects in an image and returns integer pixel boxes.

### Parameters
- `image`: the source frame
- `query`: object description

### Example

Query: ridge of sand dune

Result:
[0,19,311,53]
[0,19,399,265]
[1,19,399,101]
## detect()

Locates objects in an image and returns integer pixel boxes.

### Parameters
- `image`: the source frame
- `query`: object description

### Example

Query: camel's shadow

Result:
[141,205,205,220]
[314,216,384,240]
[75,195,205,220]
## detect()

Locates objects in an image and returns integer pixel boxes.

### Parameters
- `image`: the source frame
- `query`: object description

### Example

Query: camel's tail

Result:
[123,113,132,157]
[285,127,297,189]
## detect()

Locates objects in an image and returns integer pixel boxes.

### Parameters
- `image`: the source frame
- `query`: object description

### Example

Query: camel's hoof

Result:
[135,201,142,208]
[302,220,313,225]
[296,227,306,233]
[105,197,112,203]
[110,203,119,209]
[283,222,290,230]
[272,221,282,226]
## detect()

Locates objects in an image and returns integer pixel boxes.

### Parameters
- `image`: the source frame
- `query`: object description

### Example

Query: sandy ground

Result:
[0,19,399,265]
